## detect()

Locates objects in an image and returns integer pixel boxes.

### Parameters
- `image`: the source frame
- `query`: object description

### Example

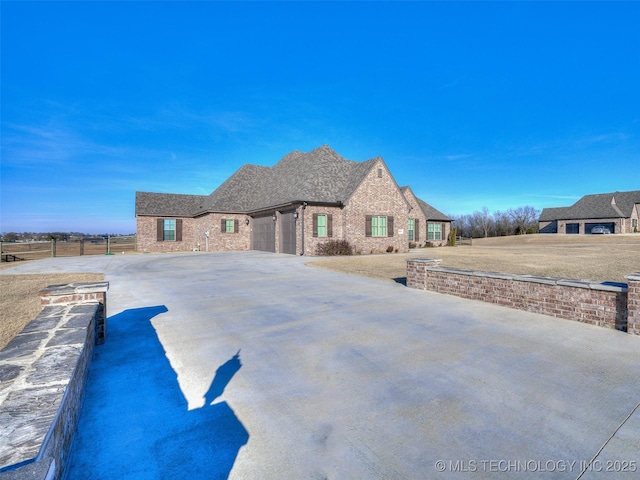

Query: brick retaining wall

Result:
[627,273,640,335]
[407,258,639,335]
[0,282,108,480]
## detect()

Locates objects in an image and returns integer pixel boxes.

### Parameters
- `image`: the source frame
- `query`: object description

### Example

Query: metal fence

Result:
[1,235,137,262]
[456,236,473,246]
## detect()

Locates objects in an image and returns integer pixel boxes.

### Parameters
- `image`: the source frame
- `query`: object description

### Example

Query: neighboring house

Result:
[539,190,640,234]
[136,146,451,255]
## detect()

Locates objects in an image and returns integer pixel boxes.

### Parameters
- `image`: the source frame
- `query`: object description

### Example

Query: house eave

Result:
[194,199,344,217]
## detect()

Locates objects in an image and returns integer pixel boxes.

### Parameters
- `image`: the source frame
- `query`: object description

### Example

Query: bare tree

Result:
[492,210,511,237]
[473,206,492,238]
[508,206,540,235]
[451,214,472,238]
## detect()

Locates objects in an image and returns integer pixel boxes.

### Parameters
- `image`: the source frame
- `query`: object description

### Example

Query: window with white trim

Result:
[371,216,387,237]
[365,215,394,237]
[317,214,327,237]
[221,218,239,233]
[163,219,176,241]
[156,218,182,242]
[428,222,442,241]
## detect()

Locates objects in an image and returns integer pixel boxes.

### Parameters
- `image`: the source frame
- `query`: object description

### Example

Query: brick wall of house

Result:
[202,214,251,252]
[402,189,450,247]
[273,211,284,254]
[343,159,410,254]
[402,190,427,248]
[299,205,345,255]
[136,216,197,252]
[557,218,624,234]
[407,259,636,334]
[136,215,251,253]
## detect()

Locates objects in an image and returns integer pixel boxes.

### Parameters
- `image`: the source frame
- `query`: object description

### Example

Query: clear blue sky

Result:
[1,1,638,234]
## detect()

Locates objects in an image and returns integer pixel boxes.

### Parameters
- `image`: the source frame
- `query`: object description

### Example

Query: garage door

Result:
[252,215,276,252]
[566,223,580,234]
[280,211,297,255]
[586,222,615,234]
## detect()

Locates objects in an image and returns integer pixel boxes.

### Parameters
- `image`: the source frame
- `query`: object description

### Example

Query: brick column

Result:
[406,258,441,290]
[625,273,640,336]
[39,281,110,344]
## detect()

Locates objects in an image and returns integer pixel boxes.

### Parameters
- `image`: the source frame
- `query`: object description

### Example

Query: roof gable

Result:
[136,146,450,218]
[401,186,451,221]
[199,145,386,213]
[197,164,271,213]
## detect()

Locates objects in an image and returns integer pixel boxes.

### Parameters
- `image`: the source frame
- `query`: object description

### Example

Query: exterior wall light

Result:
[245,218,250,225]
[293,211,299,219]
[272,214,277,221]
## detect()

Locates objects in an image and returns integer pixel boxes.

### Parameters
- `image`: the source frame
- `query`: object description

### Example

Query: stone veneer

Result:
[407,258,640,335]
[0,282,108,480]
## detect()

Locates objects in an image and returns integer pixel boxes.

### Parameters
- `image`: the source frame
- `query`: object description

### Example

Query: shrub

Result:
[408,242,417,249]
[447,227,457,246]
[386,245,394,253]
[316,239,354,256]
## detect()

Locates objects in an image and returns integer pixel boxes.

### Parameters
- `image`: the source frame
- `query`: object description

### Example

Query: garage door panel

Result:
[252,215,275,252]
[280,211,296,255]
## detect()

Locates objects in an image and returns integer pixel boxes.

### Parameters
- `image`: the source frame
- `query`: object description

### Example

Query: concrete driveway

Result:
[4,252,640,479]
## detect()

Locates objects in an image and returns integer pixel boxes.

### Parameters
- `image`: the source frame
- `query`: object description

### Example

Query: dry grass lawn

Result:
[308,234,640,285]
[0,265,103,350]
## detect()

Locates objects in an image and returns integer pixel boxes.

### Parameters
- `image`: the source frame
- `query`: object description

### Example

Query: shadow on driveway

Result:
[65,306,248,480]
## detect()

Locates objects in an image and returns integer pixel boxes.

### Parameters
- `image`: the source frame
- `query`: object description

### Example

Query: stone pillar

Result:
[39,281,110,344]
[625,273,640,335]
[406,258,441,290]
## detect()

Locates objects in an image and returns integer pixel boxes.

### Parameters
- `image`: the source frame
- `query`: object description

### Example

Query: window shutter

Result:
[327,214,333,237]
[415,219,420,242]
[441,222,445,241]
[221,219,226,233]
[365,215,372,237]
[157,219,164,242]
[312,214,318,238]
[387,216,394,237]
[234,219,239,233]
[176,219,183,241]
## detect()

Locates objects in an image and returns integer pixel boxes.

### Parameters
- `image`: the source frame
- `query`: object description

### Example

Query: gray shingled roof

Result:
[400,187,451,221]
[136,146,452,218]
[136,146,382,217]
[135,192,207,217]
[196,145,379,214]
[538,207,570,222]
[416,198,451,221]
[539,190,640,221]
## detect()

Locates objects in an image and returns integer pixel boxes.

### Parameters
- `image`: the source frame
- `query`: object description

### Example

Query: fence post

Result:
[51,239,56,257]
[107,236,111,255]
[80,239,84,256]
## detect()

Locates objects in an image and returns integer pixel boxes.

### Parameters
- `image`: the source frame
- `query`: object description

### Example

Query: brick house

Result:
[135,146,451,255]
[401,186,452,247]
[539,190,640,234]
